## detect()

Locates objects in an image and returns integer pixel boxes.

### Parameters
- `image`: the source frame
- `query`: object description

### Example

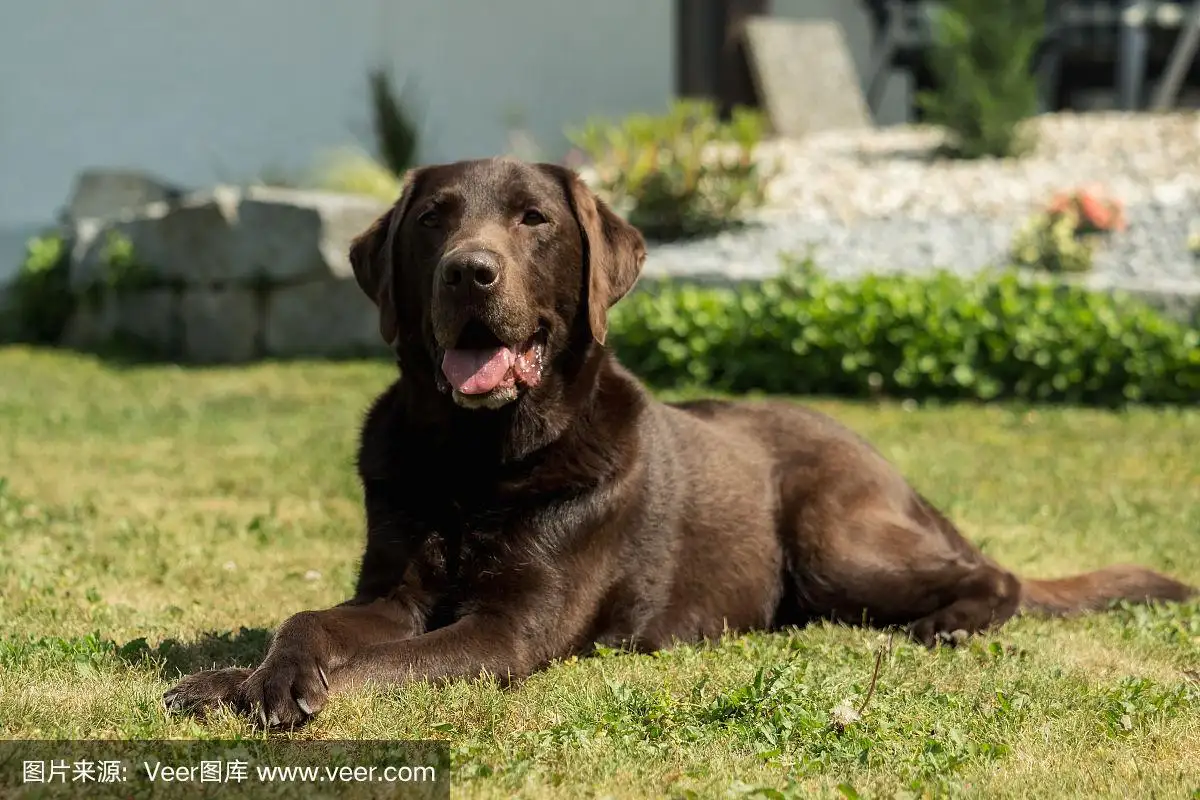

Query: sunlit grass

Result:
[1,346,1197,798]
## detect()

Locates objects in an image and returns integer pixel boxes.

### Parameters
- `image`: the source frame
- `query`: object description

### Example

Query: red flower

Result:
[1046,192,1073,217]
[1044,187,1125,233]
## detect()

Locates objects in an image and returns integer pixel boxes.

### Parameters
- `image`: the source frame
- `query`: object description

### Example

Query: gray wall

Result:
[0,0,675,282]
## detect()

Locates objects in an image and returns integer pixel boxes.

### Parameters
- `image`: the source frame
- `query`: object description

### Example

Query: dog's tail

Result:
[1019,564,1196,616]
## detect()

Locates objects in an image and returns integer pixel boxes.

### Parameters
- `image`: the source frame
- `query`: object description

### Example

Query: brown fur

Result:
[164,158,1195,729]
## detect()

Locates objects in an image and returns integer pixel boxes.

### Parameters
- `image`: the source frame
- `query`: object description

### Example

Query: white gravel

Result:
[642,112,1200,294]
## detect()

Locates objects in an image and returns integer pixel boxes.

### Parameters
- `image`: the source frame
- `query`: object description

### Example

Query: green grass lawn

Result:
[1,346,1198,799]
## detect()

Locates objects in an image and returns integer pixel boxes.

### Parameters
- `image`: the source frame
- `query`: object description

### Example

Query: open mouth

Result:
[440,320,546,405]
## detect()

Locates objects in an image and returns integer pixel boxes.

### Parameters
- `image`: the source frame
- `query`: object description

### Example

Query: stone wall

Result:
[57,177,391,362]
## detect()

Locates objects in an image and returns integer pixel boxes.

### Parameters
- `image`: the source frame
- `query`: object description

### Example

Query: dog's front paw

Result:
[163,667,253,717]
[235,653,330,730]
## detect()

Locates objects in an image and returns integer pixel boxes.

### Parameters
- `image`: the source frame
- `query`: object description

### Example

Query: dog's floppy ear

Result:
[349,168,425,346]
[541,164,646,345]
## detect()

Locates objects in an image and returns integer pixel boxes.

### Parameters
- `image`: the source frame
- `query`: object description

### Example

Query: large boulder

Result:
[236,186,388,283]
[60,289,181,355]
[70,186,387,290]
[60,182,391,362]
[264,278,382,359]
[62,168,185,226]
[181,287,261,363]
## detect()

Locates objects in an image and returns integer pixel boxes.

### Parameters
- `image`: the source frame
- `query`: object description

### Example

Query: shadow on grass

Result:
[117,627,272,679]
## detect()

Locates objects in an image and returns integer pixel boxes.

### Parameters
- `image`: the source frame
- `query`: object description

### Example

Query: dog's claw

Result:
[317,665,329,690]
[296,698,313,716]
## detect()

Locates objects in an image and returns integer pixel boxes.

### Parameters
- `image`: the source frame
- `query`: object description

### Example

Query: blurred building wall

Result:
[0,0,674,281]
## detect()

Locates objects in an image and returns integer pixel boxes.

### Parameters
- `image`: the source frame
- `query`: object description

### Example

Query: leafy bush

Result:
[608,257,1200,405]
[7,233,73,343]
[1010,211,1095,273]
[1010,187,1126,274]
[919,0,1045,159]
[567,99,774,241]
[3,229,162,344]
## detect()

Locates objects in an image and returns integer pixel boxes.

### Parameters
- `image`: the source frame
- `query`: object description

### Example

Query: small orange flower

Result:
[1078,192,1111,229]
[1046,192,1073,216]
[1044,187,1125,234]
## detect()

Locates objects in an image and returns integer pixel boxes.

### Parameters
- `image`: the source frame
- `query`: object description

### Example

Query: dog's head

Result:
[350,158,645,411]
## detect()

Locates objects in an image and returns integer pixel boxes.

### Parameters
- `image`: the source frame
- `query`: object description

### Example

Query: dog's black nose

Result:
[441,251,500,290]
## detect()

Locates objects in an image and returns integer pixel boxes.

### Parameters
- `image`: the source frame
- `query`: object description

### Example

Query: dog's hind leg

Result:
[902,564,1023,646]
[783,490,1023,646]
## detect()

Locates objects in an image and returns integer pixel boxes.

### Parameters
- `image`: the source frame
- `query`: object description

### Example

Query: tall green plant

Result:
[368,68,419,176]
[919,0,1045,159]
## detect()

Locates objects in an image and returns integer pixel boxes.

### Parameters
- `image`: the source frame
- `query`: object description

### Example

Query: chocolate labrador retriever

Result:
[164,158,1194,729]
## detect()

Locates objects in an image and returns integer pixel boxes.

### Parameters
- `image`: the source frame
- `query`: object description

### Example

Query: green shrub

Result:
[1010,210,1095,274]
[1010,187,1128,274]
[7,233,74,344]
[368,67,419,177]
[919,0,1045,159]
[608,257,1200,405]
[3,229,162,345]
[566,99,774,241]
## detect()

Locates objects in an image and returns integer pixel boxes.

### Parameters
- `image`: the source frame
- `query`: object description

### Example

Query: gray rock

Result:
[236,187,387,283]
[69,188,240,291]
[62,168,185,226]
[59,297,116,350]
[60,289,181,353]
[69,186,387,290]
[117,289,181,350]
[263,278,385,358]
[181,287,260,363]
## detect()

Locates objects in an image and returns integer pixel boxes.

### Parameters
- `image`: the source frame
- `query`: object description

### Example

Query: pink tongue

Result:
[441,347,515,395]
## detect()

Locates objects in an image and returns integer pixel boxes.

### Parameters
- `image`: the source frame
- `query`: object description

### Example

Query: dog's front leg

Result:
[232,599,424,728]
[331,611,554,690]
[164,598,420,725]
[238,580,578,728]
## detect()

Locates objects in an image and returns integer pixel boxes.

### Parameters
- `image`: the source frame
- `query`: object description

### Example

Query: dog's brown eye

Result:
[418,210,440,228]
[521,209,547,226]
